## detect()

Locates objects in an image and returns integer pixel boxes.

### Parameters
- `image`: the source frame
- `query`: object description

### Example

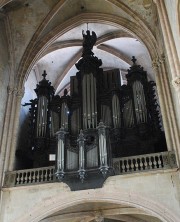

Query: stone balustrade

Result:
[3,166,55,187]
[3,151,178,188]
[113,151,177,175]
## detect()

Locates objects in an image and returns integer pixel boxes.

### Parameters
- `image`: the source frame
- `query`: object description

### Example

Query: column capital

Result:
[152,54,166,70]
[7,86,14,95]
[94,211,104,222]
[172,76,180,91]
[16,87,25,98]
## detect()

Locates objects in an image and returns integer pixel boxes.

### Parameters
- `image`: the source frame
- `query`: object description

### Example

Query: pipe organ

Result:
[22,30,167,181]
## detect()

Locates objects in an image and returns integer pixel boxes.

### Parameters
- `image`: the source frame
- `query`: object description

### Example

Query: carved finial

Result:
[42,70,47,79]
[64,88,68,96]
[82,28,97,57]
[131,56,137,64]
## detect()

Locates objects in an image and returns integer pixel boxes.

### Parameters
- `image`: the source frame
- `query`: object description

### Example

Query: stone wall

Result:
[1,171,180,222]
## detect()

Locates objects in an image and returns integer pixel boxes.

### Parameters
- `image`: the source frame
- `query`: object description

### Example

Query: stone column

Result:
[152,55,180,165]
[8,88,24,171]
[154,0,180,105]
[0,87,14,187]
[0,86,24,185]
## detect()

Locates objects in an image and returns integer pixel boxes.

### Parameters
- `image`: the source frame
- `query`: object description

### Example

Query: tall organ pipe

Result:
[112,94,121,128]
[78,130,86,182]
[55,128,66,180]
[97,121,109,177]
[60,102,69,129]
[91,73,95,128]
[36,96,48,137]
[82,73,97,129]
[132,81,147,124]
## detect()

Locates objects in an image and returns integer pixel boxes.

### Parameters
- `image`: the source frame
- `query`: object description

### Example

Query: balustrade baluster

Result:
[154,155,159,169]
[39,170,42,182]
[146,157,150,169]
[158,155,162,168]
[36,170,40,182]
[139,158,143,170]
[27,172,30,183]
[51,168,54,181]
[149,157,153,169]
[152,156,156,169]
[121,160,125,173]
[142,157,146,170]
[132,159,136,171]
[160,155,163,168]
[49,169,51,181]
[127,159,131,172]
[124,160,127,172]
[135,159,138,171]
[130,159,134,171]
[47,169,49,181]
[16,173,20,185]
[44,169,48,182]
[19,173,23,184]
[24,172,27,184]
[32,171,35,183]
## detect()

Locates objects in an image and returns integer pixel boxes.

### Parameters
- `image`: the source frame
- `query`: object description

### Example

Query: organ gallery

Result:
[20,30,167,182]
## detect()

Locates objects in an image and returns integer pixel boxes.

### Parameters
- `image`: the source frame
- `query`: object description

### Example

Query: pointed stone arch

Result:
[14,187,179,222]
[16,12,159,89]
[5,11,179,171]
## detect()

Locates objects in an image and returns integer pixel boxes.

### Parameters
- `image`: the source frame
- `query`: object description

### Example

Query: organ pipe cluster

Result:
[22,30,166,182]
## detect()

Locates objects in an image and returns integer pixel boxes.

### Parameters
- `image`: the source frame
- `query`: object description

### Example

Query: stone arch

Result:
[15,188,179,222]
[16,12,159,89]
[177,0,180,36]
[11,11,179,165]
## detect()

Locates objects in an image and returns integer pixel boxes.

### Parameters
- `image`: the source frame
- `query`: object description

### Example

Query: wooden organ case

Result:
[20,30,167,182]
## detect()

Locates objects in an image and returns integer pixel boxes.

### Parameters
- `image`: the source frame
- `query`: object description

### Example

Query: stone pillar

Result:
[8,88,24,170]
[154,0,180,105]
[0,87,14,187]
[152,55,180,165]
[0,86,24,187]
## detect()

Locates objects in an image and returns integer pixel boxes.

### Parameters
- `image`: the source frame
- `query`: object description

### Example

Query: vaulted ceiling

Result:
[0,0,157,97]
[32,22,154,96]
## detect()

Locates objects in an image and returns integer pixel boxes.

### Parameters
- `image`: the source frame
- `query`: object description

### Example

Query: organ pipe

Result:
[97,121,109,177]
[24,27,165,181]
[112,94,121,128]
[60,102,69,129]
[82,73,97,129]
[55,128,66,180]
[78,130,86,182]
[132,81,147,124]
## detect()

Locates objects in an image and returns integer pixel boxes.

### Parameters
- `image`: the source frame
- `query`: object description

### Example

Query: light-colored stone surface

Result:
[0,19,10,144]
[1,171,180,222]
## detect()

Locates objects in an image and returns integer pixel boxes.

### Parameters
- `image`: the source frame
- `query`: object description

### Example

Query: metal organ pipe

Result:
[112,94,121,128]
[82,75,87,129]
[91,73,95,128]
[132,81,147,124]
[94,74,97,127]
[55,128,66,180]
[87,74,91,128]
[82,73,97,129]
[97,122,109,177]
[60,102,69,129]
[78,130,86,182]
[36,96,48,137]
